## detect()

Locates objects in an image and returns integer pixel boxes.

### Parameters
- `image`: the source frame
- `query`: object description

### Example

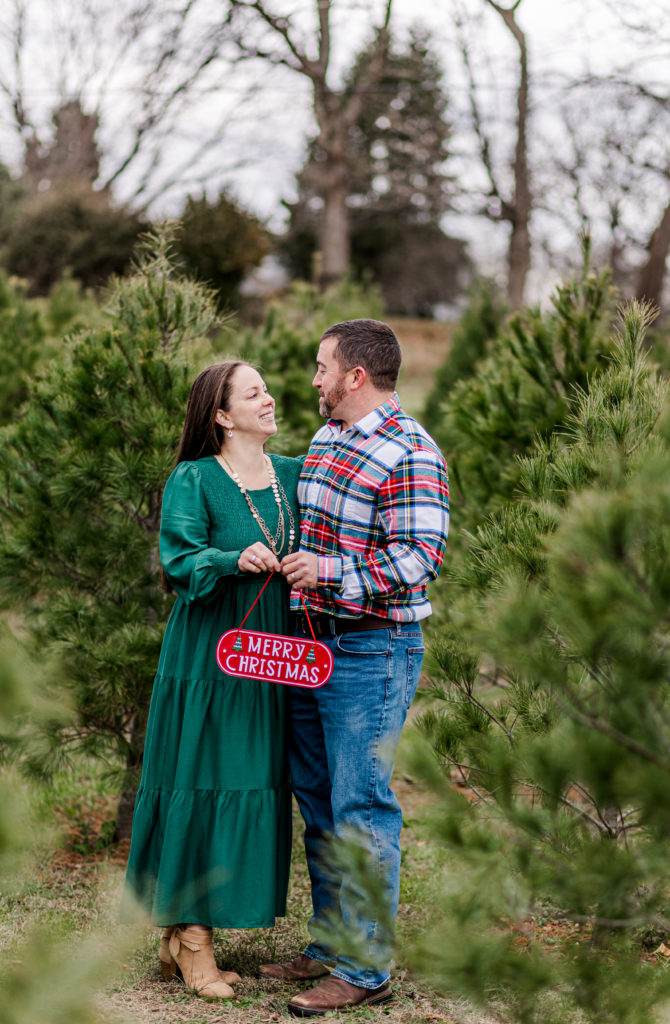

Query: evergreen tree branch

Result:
[451,679,516,745]
[437,747,637,836]
[13,554,118,606]
[626,407,662,455]
[481,672,512,690]
[554,793,615,835]
[555,699,670,770]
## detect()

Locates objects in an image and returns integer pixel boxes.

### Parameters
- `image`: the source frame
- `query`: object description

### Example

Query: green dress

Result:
[124,454,301,927]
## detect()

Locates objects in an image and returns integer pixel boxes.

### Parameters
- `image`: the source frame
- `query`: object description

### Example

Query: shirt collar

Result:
[326,393,401,439]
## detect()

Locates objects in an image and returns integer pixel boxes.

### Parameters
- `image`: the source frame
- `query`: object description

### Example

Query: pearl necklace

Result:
[218,453,296,557]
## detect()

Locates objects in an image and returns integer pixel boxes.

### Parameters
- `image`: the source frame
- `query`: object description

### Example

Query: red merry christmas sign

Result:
[216,629,333,688]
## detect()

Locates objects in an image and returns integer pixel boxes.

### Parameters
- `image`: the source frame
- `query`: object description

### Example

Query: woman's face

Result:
[218,365,277,442]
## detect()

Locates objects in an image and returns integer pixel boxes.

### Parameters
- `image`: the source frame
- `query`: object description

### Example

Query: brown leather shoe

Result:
[258,953,331,981]
[287,976,392,1016]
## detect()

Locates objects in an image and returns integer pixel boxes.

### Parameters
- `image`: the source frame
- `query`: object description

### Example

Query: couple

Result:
[123,318,450,1016]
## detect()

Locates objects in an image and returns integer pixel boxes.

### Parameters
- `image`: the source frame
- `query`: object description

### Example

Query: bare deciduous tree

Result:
[452,0,530,307]
[225,0,393,287]
[628,86,670,307]
[545,75,670,308]
[576,1,670,306]
[638,198,670,306]
[486,0,530,309]
[0,0,247,210]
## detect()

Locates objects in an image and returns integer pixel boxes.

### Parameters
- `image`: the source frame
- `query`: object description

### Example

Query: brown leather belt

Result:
[294,613,391,637]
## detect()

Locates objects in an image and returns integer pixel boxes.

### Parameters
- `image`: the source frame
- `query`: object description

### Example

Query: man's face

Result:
[313,337,348,420]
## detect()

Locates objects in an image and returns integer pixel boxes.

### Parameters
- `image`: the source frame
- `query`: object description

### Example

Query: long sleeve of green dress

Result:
[160,462,241,605]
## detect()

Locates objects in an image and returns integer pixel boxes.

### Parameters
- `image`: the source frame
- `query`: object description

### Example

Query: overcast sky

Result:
[2,0,667,293]
[2,0,647,206]
[194,0,662,228]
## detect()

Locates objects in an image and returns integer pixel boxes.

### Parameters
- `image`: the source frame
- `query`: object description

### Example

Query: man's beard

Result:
[319,376,347,419]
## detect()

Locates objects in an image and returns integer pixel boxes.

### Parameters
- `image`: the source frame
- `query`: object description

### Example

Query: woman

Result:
[123,360,301,999]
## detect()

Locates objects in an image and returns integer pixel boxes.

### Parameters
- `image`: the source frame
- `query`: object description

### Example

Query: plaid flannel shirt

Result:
[291,394,449,622]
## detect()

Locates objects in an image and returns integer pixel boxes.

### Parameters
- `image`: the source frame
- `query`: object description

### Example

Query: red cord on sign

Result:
[237,570,277,631]
[299,589,317,642]
[235,570,318,639]
[220,571,333,688]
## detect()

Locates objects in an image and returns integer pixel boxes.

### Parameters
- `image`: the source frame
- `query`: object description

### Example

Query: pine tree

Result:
[0,627,134,1021]
[0,228,221,839]
[0,271,47,425]
[412,287,670,1021]
[284,29,469,313]
[0,269,107,426]
[423,281,507,438]
[5,188,143,294]
[346,28,452,225]
[432,248,617,531]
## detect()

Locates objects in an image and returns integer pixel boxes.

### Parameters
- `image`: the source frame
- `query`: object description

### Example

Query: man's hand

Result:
[281,550,318,589]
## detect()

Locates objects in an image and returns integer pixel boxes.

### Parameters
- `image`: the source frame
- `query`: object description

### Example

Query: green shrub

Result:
[413,290,670,1023]
[4,189,143,294]
[0,228,220,839]
[174,191,271,310]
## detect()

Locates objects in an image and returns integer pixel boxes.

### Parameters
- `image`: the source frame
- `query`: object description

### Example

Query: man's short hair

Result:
[321,319,401,391]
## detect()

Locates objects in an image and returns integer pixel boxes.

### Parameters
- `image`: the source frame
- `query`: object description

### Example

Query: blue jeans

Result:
[287,621,424,989]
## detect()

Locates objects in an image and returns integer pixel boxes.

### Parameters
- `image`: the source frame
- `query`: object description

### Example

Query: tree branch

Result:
[450,677,517,745]
[0,0,35,143]
[556,696,670,770]
[453,3,503,209]
[228,0,315,78]
[341,0,393,127]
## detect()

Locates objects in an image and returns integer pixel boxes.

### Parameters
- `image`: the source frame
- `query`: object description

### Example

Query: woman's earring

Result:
[228,429,233,438]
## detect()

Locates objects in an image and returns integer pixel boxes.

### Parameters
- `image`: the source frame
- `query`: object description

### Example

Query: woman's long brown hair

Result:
[161,360,248,592]
[175,360,247,464]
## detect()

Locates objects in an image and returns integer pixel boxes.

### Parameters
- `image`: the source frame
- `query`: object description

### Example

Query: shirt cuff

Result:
[197,548,243,576]
[318,555,343,588]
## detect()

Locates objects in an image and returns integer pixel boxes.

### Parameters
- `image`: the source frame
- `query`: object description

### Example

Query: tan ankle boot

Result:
[160,925,240,987]
[168,925,238,998]
[159,926,177,980]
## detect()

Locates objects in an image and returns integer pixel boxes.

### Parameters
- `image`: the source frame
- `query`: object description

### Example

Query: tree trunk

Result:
[114,771,139,845]
[113,709,148,843]
[318,175,350,289]
[508,213,531,310]
[226,0,391,290]
[502,2,530,309]
[636,196,670,309]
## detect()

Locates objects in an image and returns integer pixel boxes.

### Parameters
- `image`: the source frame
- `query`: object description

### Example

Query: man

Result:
[261,318,449,1017]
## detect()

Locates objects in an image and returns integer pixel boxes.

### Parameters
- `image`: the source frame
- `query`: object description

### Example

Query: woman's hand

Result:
[238,542,281,574]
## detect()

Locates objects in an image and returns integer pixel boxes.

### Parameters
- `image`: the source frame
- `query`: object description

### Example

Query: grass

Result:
[0,742,497,1024]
